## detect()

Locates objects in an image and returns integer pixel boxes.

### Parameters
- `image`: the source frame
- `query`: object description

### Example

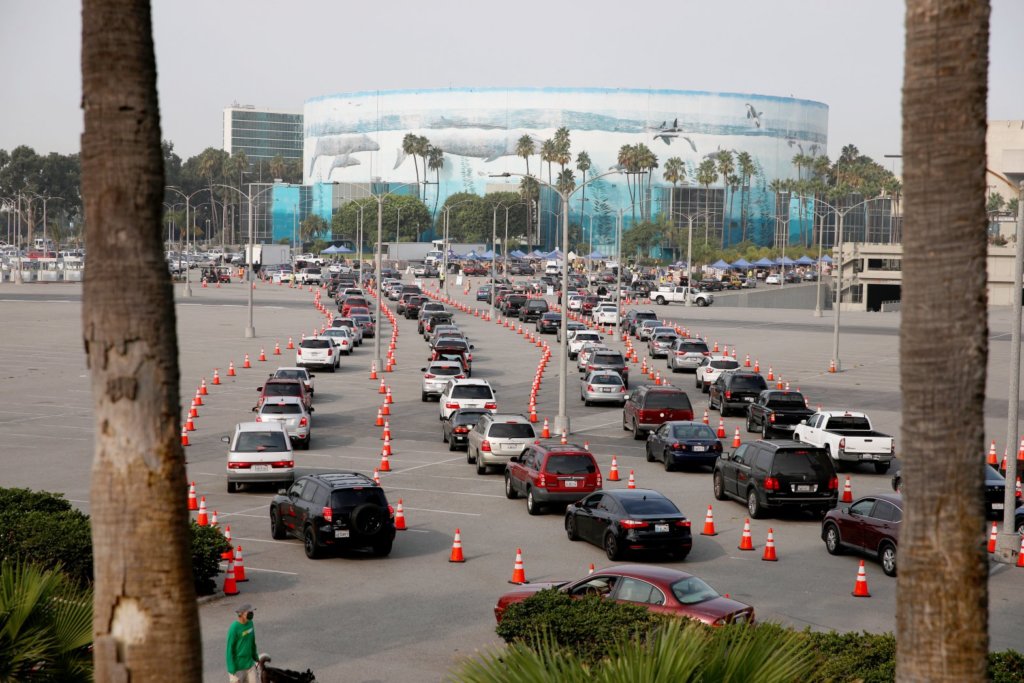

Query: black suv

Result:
[708,371,769,416]
[270,472,396,559]
[501,294,528,316]
[519,298,550,322]
[624,309,659,336]
[713,441,838,519]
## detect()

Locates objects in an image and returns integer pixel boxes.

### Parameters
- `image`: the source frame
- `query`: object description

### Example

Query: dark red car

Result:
[341,296,369,317]
[255,379,312,412]
[623,386,694,439]
[822,493,901,577]
[494,564,754,625]
[504,443,601,515]
[581,295,600,314]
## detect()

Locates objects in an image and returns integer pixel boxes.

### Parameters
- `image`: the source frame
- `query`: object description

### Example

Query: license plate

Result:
[793,484,816,493]
[692,445,706,452]
[334,529,350,538]
[993,503,1005,510]
[655,523,669,533]
[502,443,522,451]
[251,465,271,473]
[564,480,578,488]
[745,396,754,402]
[601,387,612,393]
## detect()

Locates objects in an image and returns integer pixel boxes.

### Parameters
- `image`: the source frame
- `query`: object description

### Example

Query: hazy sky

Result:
[3,0,1022,169]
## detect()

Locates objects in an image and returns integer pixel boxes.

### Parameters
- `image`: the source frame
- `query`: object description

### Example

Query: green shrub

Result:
[496,588,667,665]
[800,629,896,683]
[0,489,93,585]
[990,649,1024,683]
[190,521,232,596]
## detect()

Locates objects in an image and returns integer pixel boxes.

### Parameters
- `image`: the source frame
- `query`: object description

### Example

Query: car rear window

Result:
[507,295,527,303]
[274,370,306,381]
[264,384,301,397]
[635,312,658,321]
[710,360,740,370]
[620,496,679,515]
[451,385,494,399]
[302,339,330,349]
[729,375,768,391]
[436,342,468,352]
[590,374,623,385]
[330,488,386,510]
[671,577,719,605]
[453,411,488,425]
[576,333,601,342]
[261,403,302,415]
[767,394,806,408]
[544,454,596,475]
[430,365,463,376]
[772,449,832,477]
[235,431,289,452]
[643,391,692,410]
[680,341,709,352]
[593,353,624,365]
[653,334,677,343]
[489,423,535,438]
[333,319,355,328]
[671,423,715,439]
[826,416,872,430]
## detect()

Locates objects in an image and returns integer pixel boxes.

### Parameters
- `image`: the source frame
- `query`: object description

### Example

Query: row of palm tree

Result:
[401,133,446,222]
[616,143,659,225]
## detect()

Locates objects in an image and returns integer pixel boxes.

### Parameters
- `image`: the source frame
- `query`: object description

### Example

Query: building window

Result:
[866,258,902,271]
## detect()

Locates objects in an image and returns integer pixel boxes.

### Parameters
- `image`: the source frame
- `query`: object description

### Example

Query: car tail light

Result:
[619,519,650,529]
[467,354,473,362]
[596,473,602,487]
[839,437,846,450]
[768,412,776,423]
[891,443,896,454]
[296,348,302,355]
[764,477,780,491]
[454,426,469,434]
[706,368,713,374]
[537,473,547,488]
[587,384,595,392]
[299,417,308,427]
[671,442,683,450]
[446,402,460,409]
[424,373,436,379]
[725,390,732,399]
[702,351,710,356]
[674,520,692,528]
[588,365,596,372]
[619,386,626,393]
[829,476,839,491]
[456,374,466,380]
[327,348,333,356]
[255,416,262,422]
[272,460,294,468]
[323,506,333,522]
[227,462,252,469]
[481,440,492,452]
[484,402,497,410]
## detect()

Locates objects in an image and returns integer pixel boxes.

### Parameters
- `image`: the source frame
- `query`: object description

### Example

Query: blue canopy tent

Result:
[795,255,815,266]
[322,245,341,254]
[753,257,776,267]
[463,251,480,260]
[731,258,753,269]
[587,250,605,259]
[820,255,833,263]
[777,256,796,267]
[529,250,547,259]
[545,248,563,260]
[710,259,731,270]
[510,250,527,259]
[479,250,495,260]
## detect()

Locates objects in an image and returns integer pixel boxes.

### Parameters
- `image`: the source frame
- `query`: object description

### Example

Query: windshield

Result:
[545,455,596,475]
[260,403,302,415]
[671,423,716,439]
[644,392,691,410]
[671,577,720,605]
[489,424,535,438]
[274,370,306,381]
[620,496,679,515]
[451,385,494,400]
[453,411,488,425]
[234,431,289,452]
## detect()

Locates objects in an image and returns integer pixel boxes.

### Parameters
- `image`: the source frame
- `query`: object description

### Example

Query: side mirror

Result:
[251,406,257,412]
[470,344,475,350]
[309,407,315,413]
[800,419,808,425]
[509,455,520,463]
[309,374,315,378]
[256,387,262,391]
[420,367,427,372]
[277,488,287,495]
[221,436,231,443]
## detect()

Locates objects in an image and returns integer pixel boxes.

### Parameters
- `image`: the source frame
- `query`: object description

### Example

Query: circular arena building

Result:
[304,87,828,249]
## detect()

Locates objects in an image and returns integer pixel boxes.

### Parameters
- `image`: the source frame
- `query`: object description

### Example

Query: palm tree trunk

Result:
[897,2,990,681]
[82,0,201,679]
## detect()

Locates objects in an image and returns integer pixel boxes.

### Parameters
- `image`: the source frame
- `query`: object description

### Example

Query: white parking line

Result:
[394,456,464,473]
[384,486,505,499]
[404,506,480,517]
[218,563,298,576]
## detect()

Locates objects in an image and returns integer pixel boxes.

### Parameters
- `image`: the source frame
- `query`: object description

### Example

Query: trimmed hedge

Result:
[190,520,232,596]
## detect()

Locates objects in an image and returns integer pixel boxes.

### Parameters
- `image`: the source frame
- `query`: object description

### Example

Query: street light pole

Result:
[999,180,1024,560]
[245,183,255,338]
[615,209,623,340]
[491,206,498,320]
[831,212,844,370]
[374,193,385,372]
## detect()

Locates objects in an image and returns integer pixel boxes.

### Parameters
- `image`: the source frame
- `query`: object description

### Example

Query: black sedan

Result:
[565,489,692,561]
[892,464,1019,520]
[441,408,489,451]
[536,312,562,334]
[645,421,723,471]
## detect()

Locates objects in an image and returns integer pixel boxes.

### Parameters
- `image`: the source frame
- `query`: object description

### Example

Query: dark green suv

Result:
[270,472,396,559]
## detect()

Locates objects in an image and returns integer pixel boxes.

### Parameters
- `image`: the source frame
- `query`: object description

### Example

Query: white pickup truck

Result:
[652,286,714,307]
[792,411,895,473]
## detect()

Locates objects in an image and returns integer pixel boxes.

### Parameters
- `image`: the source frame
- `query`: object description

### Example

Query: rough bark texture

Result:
[81,0,202,680]
[898,1,989,681]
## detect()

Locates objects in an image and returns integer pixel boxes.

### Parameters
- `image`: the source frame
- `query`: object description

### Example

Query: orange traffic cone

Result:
[829,359,836,373]
[717,418,725,439]
[234,546,248,582]
[394,499,407,530]
[449,529,465,563]
[541,418,551,438]
[379,379,387,394]
[583,441,590,451]
[258,348,267,362]
[212,369,221,385]
[508,548,528,584]
[200,378,208,396]
[373,468,381,485]
[380,448,392,471]
[181,425,190,447]
[375,408,384,426]
[627,470,636,489]
[738,518,755,550]
[560,430,568,445]
[194,387,203,407]
[767,366,774,381]
[701,505,717,536]
[1016,535,1024,568]
[762,528,778,561]
[608,456,620,481]
[227,362,236,376]
[196,497,208,526]
[529,404,538,423]
[732,428,741,448]
[243,354,251,369]
[641,358,648,374]
[187,482,198,511]
[987,441,998,466]
[754,359,760,373]
[744,354,751,367]
[1001,451,1008,474]
[588,563,595,575]
[273,342,281,356]
[382,420,392,440]
[370,362,378,380]
[185,416,196,432]
[713,340,719,352]
[382,435,392,456]
[841,475,853,503]
[385,387,393,404]
[852,560,871,597]
[188,399,198,419]
[221,525,232,556]
[381,401,390,416]
[287,337,294,350]
[702,409,709,425]
[988,521,999,553]
[223,559,239,596]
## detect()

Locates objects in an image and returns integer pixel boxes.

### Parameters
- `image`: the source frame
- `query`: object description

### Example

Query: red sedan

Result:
[494,564,753,626]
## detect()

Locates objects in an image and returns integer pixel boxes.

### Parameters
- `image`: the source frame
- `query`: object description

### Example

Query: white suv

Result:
[695,355,741,393]
[568,331,604,360]
[439,379,497,421]
[466,414,536,475]
[592,304,619,325]
[223,422,294,492]
[296,337,339,371]
[421,360,467,401]
[254,396,312,450]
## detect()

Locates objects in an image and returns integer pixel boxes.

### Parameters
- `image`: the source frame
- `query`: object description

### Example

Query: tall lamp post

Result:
[214,183,276,338]
[503,202,528,275]
[167,187,208,297]
[490,170,622,436]
[441,198,476,297]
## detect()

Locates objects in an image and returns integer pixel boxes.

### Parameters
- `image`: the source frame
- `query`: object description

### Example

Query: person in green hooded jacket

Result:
[226,603,258,682]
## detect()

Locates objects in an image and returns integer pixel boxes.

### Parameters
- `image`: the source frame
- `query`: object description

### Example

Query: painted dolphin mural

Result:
[392,130,543,168]
[308,134,380,175]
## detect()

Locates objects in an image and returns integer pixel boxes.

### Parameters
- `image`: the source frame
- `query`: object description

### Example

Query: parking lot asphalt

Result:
[1,279,1022,682]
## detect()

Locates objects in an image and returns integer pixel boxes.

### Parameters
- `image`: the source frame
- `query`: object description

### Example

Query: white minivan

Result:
[223,422,295,492]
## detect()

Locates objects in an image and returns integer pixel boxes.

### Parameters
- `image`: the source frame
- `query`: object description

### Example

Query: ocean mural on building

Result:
[304,87,828,249]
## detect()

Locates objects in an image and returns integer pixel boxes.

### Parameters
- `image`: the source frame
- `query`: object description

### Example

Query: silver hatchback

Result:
[668,338,711,372]
[466,414,536,475]
[254,396,312,450]
[580,371,627,406]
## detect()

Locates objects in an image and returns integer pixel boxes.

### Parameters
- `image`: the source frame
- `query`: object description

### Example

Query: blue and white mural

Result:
[304,87,828,248]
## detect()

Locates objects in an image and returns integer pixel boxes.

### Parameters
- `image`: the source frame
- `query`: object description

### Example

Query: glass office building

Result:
[223,106,303,164]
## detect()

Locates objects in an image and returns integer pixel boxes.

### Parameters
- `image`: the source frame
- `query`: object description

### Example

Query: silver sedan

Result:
[580,371,627,406]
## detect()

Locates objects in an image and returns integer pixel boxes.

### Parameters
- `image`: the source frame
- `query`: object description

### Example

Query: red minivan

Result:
[504,443,602,515]
[622,387,694,440]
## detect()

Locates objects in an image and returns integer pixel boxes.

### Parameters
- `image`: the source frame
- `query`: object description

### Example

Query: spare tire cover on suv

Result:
[350,504,387,536]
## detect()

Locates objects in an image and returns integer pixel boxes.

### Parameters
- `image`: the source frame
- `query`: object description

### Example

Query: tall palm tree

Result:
[519,177,538,248]
[735,151,755,242]
[402,133,420,198]
[227,149,249,245]
[635,144,658,221]
[516,135,536,248]
[196,148,223,238]
[664,157,685,255]
[413,135,431,197]
[540,138,556,187]
[696,158,718,244]
[81,0,201,677]
[897,2,990,680]
[269,153,286,181]
[554,127,572,173]
[426,145,444,224]
[576,150,591,235]
[716,150,735,246]
[617,144,639,225]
